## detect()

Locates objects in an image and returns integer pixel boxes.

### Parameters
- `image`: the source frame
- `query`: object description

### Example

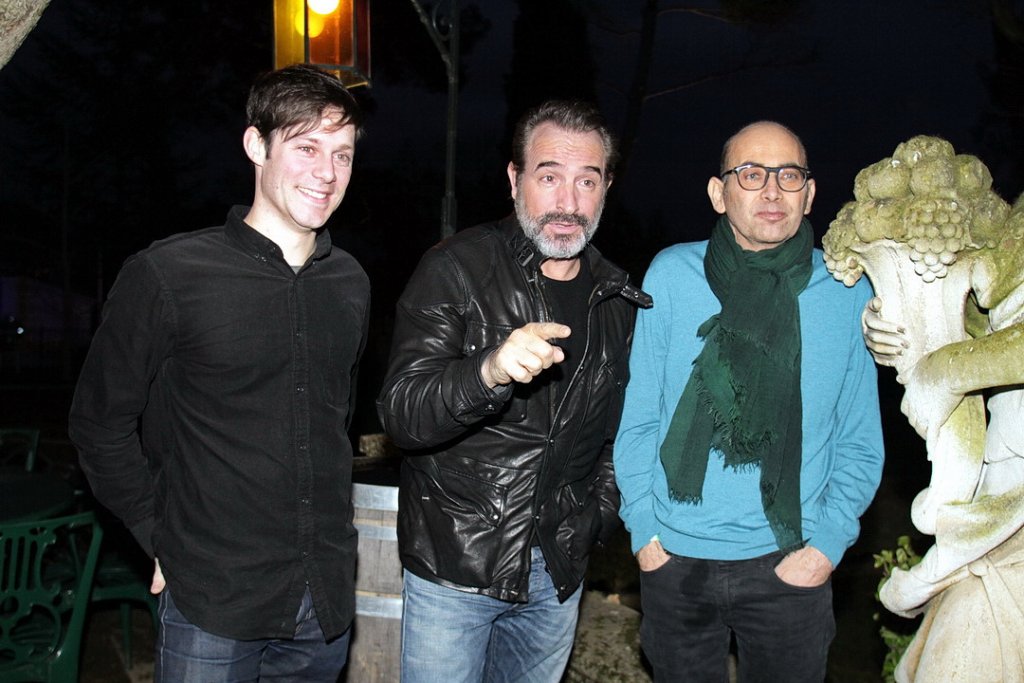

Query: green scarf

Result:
[659,215,813,552]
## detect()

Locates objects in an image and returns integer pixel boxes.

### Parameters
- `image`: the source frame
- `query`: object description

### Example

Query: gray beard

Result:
[514,193,602,259]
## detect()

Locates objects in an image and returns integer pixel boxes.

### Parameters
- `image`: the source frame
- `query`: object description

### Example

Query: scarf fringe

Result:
[695,371,776,467]
[667,489,703,506]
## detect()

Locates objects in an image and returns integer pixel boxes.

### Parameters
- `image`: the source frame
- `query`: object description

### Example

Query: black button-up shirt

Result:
[69,206,370,640]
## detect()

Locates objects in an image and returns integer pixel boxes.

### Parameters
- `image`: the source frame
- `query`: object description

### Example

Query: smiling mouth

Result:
[298,187,330,202]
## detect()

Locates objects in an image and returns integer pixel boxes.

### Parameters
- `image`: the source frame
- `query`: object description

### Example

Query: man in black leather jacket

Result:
[377,100,651,683]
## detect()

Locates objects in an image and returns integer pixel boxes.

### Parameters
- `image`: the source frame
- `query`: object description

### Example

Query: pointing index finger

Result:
[524,322,572,340]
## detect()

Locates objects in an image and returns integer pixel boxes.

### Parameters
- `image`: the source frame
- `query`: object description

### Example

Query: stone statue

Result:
[823,136,1024,682]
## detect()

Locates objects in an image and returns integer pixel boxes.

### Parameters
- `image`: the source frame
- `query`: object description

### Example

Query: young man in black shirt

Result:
[69,64,369,682]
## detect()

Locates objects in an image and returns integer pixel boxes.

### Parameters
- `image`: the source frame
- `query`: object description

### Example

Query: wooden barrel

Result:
[344,482,402,682]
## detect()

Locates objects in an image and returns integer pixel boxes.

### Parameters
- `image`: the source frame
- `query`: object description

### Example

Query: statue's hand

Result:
[898,355,963,443]
[862,297,908,367]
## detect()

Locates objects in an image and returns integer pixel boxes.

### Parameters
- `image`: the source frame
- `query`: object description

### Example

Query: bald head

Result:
[720,121,808,174]
[708,120,816,251]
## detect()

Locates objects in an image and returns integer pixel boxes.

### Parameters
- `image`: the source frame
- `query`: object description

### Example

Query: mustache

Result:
[537,212,590,228]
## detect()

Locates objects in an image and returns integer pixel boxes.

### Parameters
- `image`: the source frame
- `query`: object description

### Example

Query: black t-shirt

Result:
[541,254,593,403]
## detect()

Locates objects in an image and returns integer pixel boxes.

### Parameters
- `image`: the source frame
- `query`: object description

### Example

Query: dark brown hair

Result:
[246,64,364,150]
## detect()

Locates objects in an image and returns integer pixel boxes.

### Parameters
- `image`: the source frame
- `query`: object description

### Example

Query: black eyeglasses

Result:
[721,164,812,192]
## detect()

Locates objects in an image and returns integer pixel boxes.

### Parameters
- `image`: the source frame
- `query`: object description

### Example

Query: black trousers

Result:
[639,549,835,683]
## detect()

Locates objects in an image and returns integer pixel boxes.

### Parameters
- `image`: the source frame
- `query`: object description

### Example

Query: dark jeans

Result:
[155,586,350,683]
[639,549,835,683]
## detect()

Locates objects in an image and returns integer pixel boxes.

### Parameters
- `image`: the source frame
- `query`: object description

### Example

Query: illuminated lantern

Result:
[273,0,371,88]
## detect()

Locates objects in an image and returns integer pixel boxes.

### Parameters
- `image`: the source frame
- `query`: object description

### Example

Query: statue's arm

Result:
[912,322,1024,394]
[899,321,1023,442]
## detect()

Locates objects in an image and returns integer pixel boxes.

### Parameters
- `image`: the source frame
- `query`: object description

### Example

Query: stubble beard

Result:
[515,193,603,260]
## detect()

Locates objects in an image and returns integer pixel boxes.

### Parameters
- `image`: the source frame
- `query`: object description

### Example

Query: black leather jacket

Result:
[377,216,651,603]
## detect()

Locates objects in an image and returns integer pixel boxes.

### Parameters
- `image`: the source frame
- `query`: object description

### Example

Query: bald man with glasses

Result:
[613,121,885,682]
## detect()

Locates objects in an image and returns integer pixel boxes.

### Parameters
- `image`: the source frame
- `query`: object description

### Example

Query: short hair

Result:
[510,100,617,181]
[246,64,364,150]
[719,120,808,173]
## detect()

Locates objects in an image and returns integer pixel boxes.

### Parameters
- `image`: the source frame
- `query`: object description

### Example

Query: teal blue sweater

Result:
[613,241,884,567]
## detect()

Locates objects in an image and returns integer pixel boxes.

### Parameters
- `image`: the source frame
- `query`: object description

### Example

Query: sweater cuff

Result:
[629,521,662,555]
[807,530,848,569]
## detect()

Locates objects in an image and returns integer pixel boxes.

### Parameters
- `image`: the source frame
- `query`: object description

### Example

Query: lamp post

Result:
[408,0,459,239]
[273,0,371,88]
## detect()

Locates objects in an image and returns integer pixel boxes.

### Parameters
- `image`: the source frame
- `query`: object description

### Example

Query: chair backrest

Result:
[0,511,103,683]
[0,429,41,472]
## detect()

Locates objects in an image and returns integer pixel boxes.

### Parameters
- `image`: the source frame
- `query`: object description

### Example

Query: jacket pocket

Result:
[423,459,516,586]
[434,464,508,529]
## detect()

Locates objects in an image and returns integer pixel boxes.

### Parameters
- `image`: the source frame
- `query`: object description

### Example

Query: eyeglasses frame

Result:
[720,163,813,192]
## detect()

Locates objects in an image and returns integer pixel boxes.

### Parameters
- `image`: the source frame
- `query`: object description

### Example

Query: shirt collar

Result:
[224,205,333,266]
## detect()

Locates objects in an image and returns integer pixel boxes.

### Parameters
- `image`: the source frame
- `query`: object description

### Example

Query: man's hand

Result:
[481,322,571,388]
[861,297,908,367]
[636,538,671,572]
[775,546,833,588]
[151,558,166,594]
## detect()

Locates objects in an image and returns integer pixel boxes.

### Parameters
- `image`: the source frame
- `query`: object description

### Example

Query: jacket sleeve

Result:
[807,279,885,567]
[376,246,513,449]
[68,254,174,557]
[592,440,622,544]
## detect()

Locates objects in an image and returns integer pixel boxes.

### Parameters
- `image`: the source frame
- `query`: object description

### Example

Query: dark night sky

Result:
[1,1,1019,280]
[370,2,1014,219]
[377,1,1014,247]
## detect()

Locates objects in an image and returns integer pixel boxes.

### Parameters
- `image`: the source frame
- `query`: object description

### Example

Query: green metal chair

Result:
[0,511,103,683]
[0,429,40,472]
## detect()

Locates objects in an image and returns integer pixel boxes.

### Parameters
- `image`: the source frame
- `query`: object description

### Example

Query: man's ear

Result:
[243,127,267,166]
[803,178,817,215]
[707,176,727,215]
[507,161,519,200]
